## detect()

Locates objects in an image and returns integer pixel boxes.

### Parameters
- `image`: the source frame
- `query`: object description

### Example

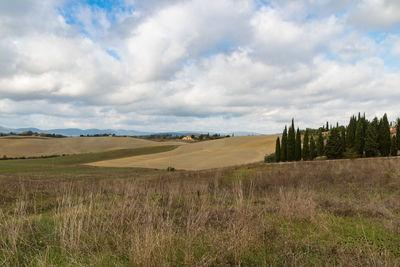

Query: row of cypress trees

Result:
[274,114,399,162]
[275,119,321,162]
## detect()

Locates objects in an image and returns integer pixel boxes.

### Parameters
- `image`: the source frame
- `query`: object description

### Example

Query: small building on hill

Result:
[322,131,330,137]
[390,126,396,136]
[182,135,193,141]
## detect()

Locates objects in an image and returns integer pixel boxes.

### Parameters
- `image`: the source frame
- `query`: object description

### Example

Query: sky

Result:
[1,0,400,133]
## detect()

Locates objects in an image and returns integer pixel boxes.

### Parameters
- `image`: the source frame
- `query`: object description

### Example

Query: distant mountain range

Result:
[0,126,261,137]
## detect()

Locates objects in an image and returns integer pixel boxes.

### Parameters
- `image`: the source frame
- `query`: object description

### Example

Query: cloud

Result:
[121,0,253,81]
[349,0,400,30]
[250,7,342,65]
[0,0,399,133]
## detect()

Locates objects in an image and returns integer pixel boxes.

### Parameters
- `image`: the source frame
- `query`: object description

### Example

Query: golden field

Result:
[89,135,278,170]
[0,136,182,157]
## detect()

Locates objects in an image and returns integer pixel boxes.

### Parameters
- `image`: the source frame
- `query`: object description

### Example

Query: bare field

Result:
[0,136,183,157]
[89,135,278,170]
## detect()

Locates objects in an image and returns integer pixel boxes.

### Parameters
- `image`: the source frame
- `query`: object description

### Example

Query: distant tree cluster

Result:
[80,134,115,137]
[138,133,230,142]
[192,133,230,141]
[138,134,181,140]
[180,133,231,141]
[272,113,399,163]
[1,131,65,138]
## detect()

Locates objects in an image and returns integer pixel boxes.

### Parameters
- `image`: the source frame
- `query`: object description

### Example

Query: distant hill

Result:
[0,126,13,133]
[0,126,261,137]
[0,126,151,136]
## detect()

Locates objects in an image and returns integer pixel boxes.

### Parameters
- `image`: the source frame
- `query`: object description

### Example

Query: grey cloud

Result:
[0,0,400,133]
[348,0,400,30]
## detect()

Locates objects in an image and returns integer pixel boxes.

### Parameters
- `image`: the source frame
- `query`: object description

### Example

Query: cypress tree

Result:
[326,121,329,132]
[378,118,382,152]
[325,128,343,159]
[341,127,346,153]
[310,136,316,160]
[362,114,368,143]
[354,120,364,157]
[302,129,310,161]
[396,118,400,150]
[295,128,302,161]
[365,118,379,157]
[379,114,391,156]
[275,137,281,162]
[346,116,356,148]
[390,135,397,156]
[374,117,380,139]
[317,131,324,156]
[287,119,296,161]
[281,126,288,162]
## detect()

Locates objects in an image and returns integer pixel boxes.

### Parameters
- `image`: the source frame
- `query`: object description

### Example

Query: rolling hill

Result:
[88,135,278,170]
[0,136,183,157]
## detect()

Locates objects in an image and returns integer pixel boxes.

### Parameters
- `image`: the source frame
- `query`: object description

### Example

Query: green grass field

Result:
[0,145,178,176]
[0,147,399,266]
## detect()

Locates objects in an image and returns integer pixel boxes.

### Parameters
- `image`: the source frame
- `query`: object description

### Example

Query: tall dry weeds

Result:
[0,157,399,266]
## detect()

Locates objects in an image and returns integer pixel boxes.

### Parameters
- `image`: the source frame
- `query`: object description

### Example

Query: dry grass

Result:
[89,135,278,170]
[0,136,182,157]
[0,157,400,266]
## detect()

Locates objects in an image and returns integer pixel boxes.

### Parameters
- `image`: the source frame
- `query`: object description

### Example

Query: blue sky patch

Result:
[106,49,121,61]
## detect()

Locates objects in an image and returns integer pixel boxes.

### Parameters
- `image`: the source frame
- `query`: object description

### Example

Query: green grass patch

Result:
[0,145,178,175]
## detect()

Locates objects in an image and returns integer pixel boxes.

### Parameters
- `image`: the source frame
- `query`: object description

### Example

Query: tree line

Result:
[272,113,400,162]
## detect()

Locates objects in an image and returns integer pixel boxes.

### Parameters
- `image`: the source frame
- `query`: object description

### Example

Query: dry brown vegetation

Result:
[89,135,278,170]
[0,136,182,157]
[0,156,399,266]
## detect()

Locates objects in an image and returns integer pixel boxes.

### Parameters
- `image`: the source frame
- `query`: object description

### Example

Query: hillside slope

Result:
[0,136,182,157]
[89,135,278,170]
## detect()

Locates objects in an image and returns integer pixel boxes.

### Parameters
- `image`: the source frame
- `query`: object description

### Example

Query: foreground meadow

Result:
[0,151,399,266]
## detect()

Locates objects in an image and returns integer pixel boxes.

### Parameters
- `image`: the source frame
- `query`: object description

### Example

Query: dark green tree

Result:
[390,135,397,156]
[275,137,281,162]
[295,128,302,161]
[396,118,400,150]
[287,119,296,161]
[325,128,343,159]
[340,127,346,153]
[310,136,317,160]
[362,113,368,143]
[379,114,391,156]
[302,129,310,161]
[346,116,356,148]
[281,126,288,162]
[326,121,329,131]
[317,131,324,156]
[354,120,364,156]
[365,118,379,157]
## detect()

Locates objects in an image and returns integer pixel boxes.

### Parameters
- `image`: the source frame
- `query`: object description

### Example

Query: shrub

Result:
[167,166,175,172]
[264,153,276,163]
[344,148,359,159]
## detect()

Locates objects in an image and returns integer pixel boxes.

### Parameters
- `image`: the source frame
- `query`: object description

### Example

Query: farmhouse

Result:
[182,135,194,141]
[322,131,330,137]
[390,126,396,136]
